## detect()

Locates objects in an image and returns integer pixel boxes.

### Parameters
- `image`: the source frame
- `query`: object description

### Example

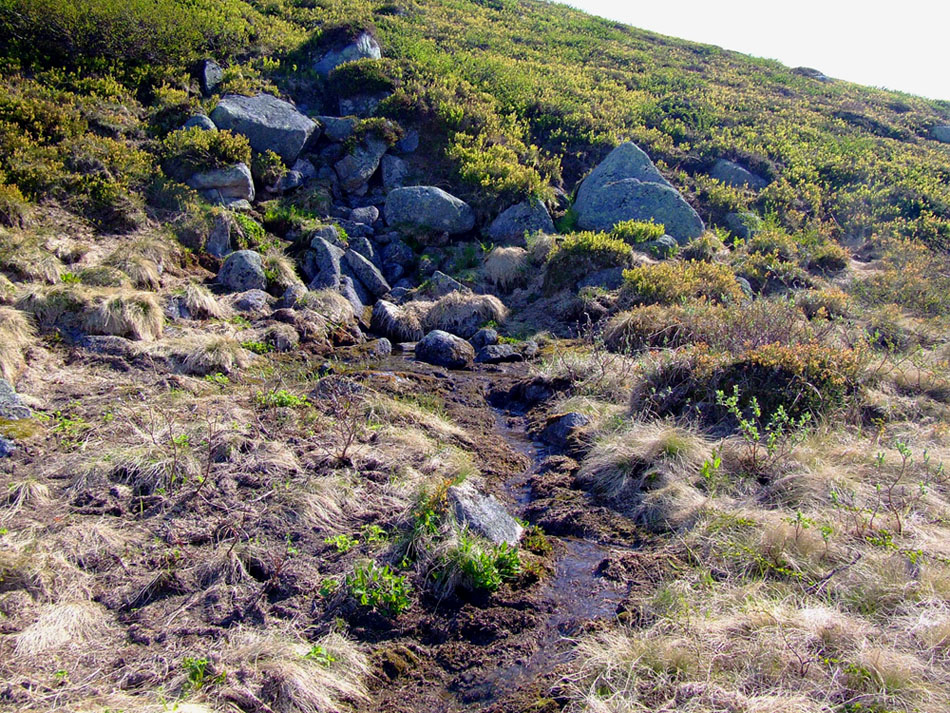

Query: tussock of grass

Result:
[300,288,355,324]
[0,305,35,381]
[15,600,113,656]
[424,291,508,337]
[0,272,15,303]
[0,231,63,283]
[19,285,163,340]
[147,333,254,375]
[264,248,303,291]
[180,282,230,320]
[103,250,162,290]
[483,246,527,291]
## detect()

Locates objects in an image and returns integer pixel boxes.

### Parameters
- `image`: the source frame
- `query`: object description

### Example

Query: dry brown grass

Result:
[264,248,303,291]
[0,231,63,283]
[0,305,35,381]
[14,599,113,656]
[301,288,356,324]
[149,333,256,375]
[180,282,231,320]
[0,272,17,303]
[19,285,163,340]
[103,250,162,290]
[424,291,508,337]
[484,246,527,291]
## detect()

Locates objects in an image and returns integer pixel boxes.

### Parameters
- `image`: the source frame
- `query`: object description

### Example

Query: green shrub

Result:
[327,58,401,98]
[255,388,308,407]
[251,149,286,187]
[544,231,632,291]
[443,533,521,592]
[610,219,665,244]
[0,182,30,227]
[681,231,726,261]
[622,260,743,305]
[346,561,411,616]
[159,127,251,182]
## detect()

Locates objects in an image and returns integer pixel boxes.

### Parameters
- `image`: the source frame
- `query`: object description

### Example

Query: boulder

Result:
[348,236,378,265]
[205,213,234,257]
[709,159,768,190]
[210,94,319,164]
[540,412,591,448]
[231,289,272,312]
[381,240,414,283]
[281,283,307,309]
[339,275,366,315]
[578,267,625,291]
[196,59,223,96]
[447,480,523,546]
[293,158,317,182]
[314,32,382,77]
[0,378,30,420]
[0,436,14,458]
[266,323,299,352]
[339,93,387,117]
[577,179,704,243]
[395,130,419,153]
[415,329,475,369]
[267,170,304,194]
[344,249,390,297]
[350,205,379,225]
[310,224,344,248]
[932,126,950,143]
[334,137,388,194]
[487,198,555,246]
[381,155,409,191]
[426,271,465,298]
[370,338,392,358]
[470,327,499,351]
[574,142,704,243]
[308,237,344,290]
[385,186,475,235]
[725,211,763,240]
[371,300,424,342]
[218,250,266,292]
[475,344,523,364]
[318,116,359,142]
[642,235,679,259]
[187,163,254,205]
[183,114,217,131]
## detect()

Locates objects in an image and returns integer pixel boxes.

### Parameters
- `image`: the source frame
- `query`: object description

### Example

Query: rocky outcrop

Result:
[371,300,424,342]
[344,249,390,298]
[334,137,388,194]
[210,94,319,164]
[187,163,254,205]
[447,480,523,546]
[487,198,555,246]
[415,329,475,369]
[307,236,344,290]
[574,142,704,243]
[381,155,409,191]
[314,32,382,77]
[385,186,475,235]
[709,159,768,190]
[218,250,266,292]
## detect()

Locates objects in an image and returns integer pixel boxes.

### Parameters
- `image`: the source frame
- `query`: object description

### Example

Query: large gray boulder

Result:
[725,211,763,240]
[0,379,30,420]
[317,116,359,142]
[314,32,382,77]
[339,275,366,315]
[344,249,390,298]
[187,163,254,205]
[183,114,217,132]
[308,236,344,290]
[334,137,388,194]
[932,126,950,143]
[574,142,704,243]
[381,239,414,283]
[577,179,705,243]
[475,344,523,364]
[218,250,266,292]
[205,213,235,257]
[415,329,475,369]
[371,300,424,342]
[210,94,319,164]
[448,480,523,546]
[381,155,408,191]
[385,186,475,235]
[487,198,555,246]
[710,159,768,190]
[196,59,223,96]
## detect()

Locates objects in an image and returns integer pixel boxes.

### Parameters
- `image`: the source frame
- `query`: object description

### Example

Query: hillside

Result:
[1,1,950,712]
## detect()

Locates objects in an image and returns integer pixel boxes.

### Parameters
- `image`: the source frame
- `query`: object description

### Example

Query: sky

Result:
[564,1,950,102]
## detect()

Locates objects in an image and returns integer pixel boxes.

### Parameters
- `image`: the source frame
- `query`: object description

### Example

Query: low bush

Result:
[159,127,251,182]
[610,219,665,244]
[622,260,744,305]
[544,231,632,291]
[346,561,411,617]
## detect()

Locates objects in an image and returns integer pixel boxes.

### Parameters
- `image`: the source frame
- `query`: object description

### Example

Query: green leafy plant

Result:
[255,389,308,408]
[324,533,358,553]
[304,645,336,667]
[346,561,412,616]
[242,340,274,355]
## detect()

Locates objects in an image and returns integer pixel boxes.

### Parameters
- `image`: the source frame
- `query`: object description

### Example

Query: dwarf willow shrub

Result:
[610,219,665,244]
[622,260,744,305]
[544,231,632,291]
[159,127,251,181]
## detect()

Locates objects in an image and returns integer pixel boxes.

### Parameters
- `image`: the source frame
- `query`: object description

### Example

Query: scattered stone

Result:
[183,114,217,131]
[388,286,411,302]
[447,480,523,546]
[385,186,475,235]
[574,142,704,242]
[349,236,378,265]
[475,344,523,364]
[293,158,317,182]
[370,338,392,357]
[344,249,390,297]
[339,275,366,315]
[218,250,266,292]
[210,93,319,164]
[78,335,138,358]
[710,159,768,190]
[314,31,382,77]
[350,205,379,225]
[519,340,539,359]
[540,412,591,448]
[0,436,14,458]
[932,126,950,143]
[265,323,299,352]
[426,271,465,298]
[187,163,254,205]
[578,266,625,291]
[395,129,419,153]
[0,378,30,420]
[381,155,409,192]
[339,93,387,117]
[415,329,475,369]
[318,115,359,142]
[470,327,499,350]
[381,239,414,283]
[334,137,388,194]
[205,214,234,257]
[267,170,304,194]
[487,198,555,246]
[641,234,679,259]
[231,289,272,312]
[371,300,424,342]
[341,267,372,307]
[281,283,307,308]
[196,59,224,95]
[725,211,763,240]
[310,224,344,248]
[308,236,344,290]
